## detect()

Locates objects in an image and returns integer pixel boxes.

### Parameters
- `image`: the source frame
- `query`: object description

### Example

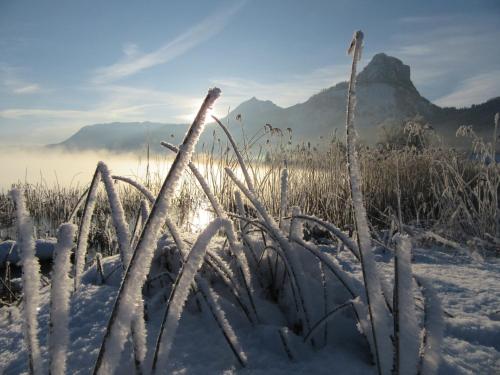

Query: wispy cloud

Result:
[0,83,205,144]
[13,84,41,94]
[0,64,42,95]
[92,2,245,84]
[389,14,500,105]
[434,70,500,107]
[397,15,454,25]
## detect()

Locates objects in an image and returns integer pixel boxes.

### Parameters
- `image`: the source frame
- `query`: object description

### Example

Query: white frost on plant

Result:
[345,30,393,375]
[49,223,76,375]
[195,275,248,366]
[352,296,376,359]
[393,234,419,375]
[290,236,360,299]
[162,142,253,279]
[279,168,288,230]
[417,276,444,375]
[290,207,303,239]
[212,116,256,193]
[295,214,360,259]
[162,141,256,319]
[162,141,253,289]
[131,295,147,372]
[74,168,101,290]
[234,190,247,233]
[165,216,188,260]
[94,88,220,375]
[131,199,150,250]
[226,168,314,336]
[10,188,43,375]
[234,190,259,269]
[112,175,156,203]
[153,218,228,371]
[99,162,132,267]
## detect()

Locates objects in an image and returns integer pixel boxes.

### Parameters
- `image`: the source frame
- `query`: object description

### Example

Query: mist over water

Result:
[0,147,174,191]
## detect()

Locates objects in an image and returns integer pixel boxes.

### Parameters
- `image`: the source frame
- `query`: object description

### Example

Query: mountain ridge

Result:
[52,53,500,151]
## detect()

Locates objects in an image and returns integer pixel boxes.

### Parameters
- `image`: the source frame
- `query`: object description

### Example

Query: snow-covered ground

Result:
[410,248,500,374]
[1,239,498,374]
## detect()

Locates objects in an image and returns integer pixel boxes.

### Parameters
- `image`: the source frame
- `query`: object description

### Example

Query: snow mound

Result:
[0,239,57,266]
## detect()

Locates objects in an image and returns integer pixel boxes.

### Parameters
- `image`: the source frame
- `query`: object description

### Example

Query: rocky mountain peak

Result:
[358,53,415,91]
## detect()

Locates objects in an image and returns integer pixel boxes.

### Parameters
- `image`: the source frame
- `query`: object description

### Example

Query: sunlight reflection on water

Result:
[187,203,215,233]
[0,148,250,191]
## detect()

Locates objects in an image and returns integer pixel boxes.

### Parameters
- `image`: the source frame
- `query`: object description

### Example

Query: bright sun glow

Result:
[189,204,214,232]
[177,98,224,123]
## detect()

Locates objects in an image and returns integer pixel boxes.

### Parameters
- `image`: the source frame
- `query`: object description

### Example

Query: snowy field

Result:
[1,238,498,375]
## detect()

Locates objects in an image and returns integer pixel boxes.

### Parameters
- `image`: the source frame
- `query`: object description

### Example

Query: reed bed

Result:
[0,30,498,375]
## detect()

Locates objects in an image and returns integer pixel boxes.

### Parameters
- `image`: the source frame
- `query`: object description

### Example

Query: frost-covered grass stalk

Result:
[74,168,101,290]
[303,301,354,343]
[152,218,230,372]
[99,162,132,268]
[195,275,248,366]
[131,295,147,374]
[162,141,257,322]
[112,175,156,203]
[417,277,444,375]
[212,115,256,192]
[293,214,360,259]
[345,30,393,375]
[93,88,221,375]
[75,163,133,289]
[393,235,419,375]
[279,168,288,230]
[49,223,76,375]
[131,199,150,249]
[234,190,261,268]
[289,233,359,300]
[225,168,314,337]
[10,188,43,375]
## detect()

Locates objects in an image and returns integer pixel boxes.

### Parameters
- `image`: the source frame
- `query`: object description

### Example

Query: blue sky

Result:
[0,0,499,145]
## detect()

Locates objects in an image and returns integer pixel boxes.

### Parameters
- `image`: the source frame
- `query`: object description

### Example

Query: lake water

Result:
[0,147,174,191]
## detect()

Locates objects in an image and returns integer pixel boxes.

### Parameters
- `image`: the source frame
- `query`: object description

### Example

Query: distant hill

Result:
[48,121,189,152]
[52,53,500,152]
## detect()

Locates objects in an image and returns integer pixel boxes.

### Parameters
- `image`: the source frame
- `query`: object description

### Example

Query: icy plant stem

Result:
[226,168,314,337]
[289,236,359,299]
[49,223,76,375]
[152,218,229,372]
[234,190,260,266]
[416,277,443,375]
[99,162,132,268]
[10,188,43,375]
[93,88,220,375]
[131,200,150,249]
[112,175,156,203]
[74,167,101,290]
[162,141,258,322]
[131,296,147,375]
[195,276,248,367]
[212,115,256,192]
[67,187,90,223]
[345,30,393,375]
[303,301,354,343]
[279,168,288,230]
[292,214,360,260]
[393,235,419,375]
